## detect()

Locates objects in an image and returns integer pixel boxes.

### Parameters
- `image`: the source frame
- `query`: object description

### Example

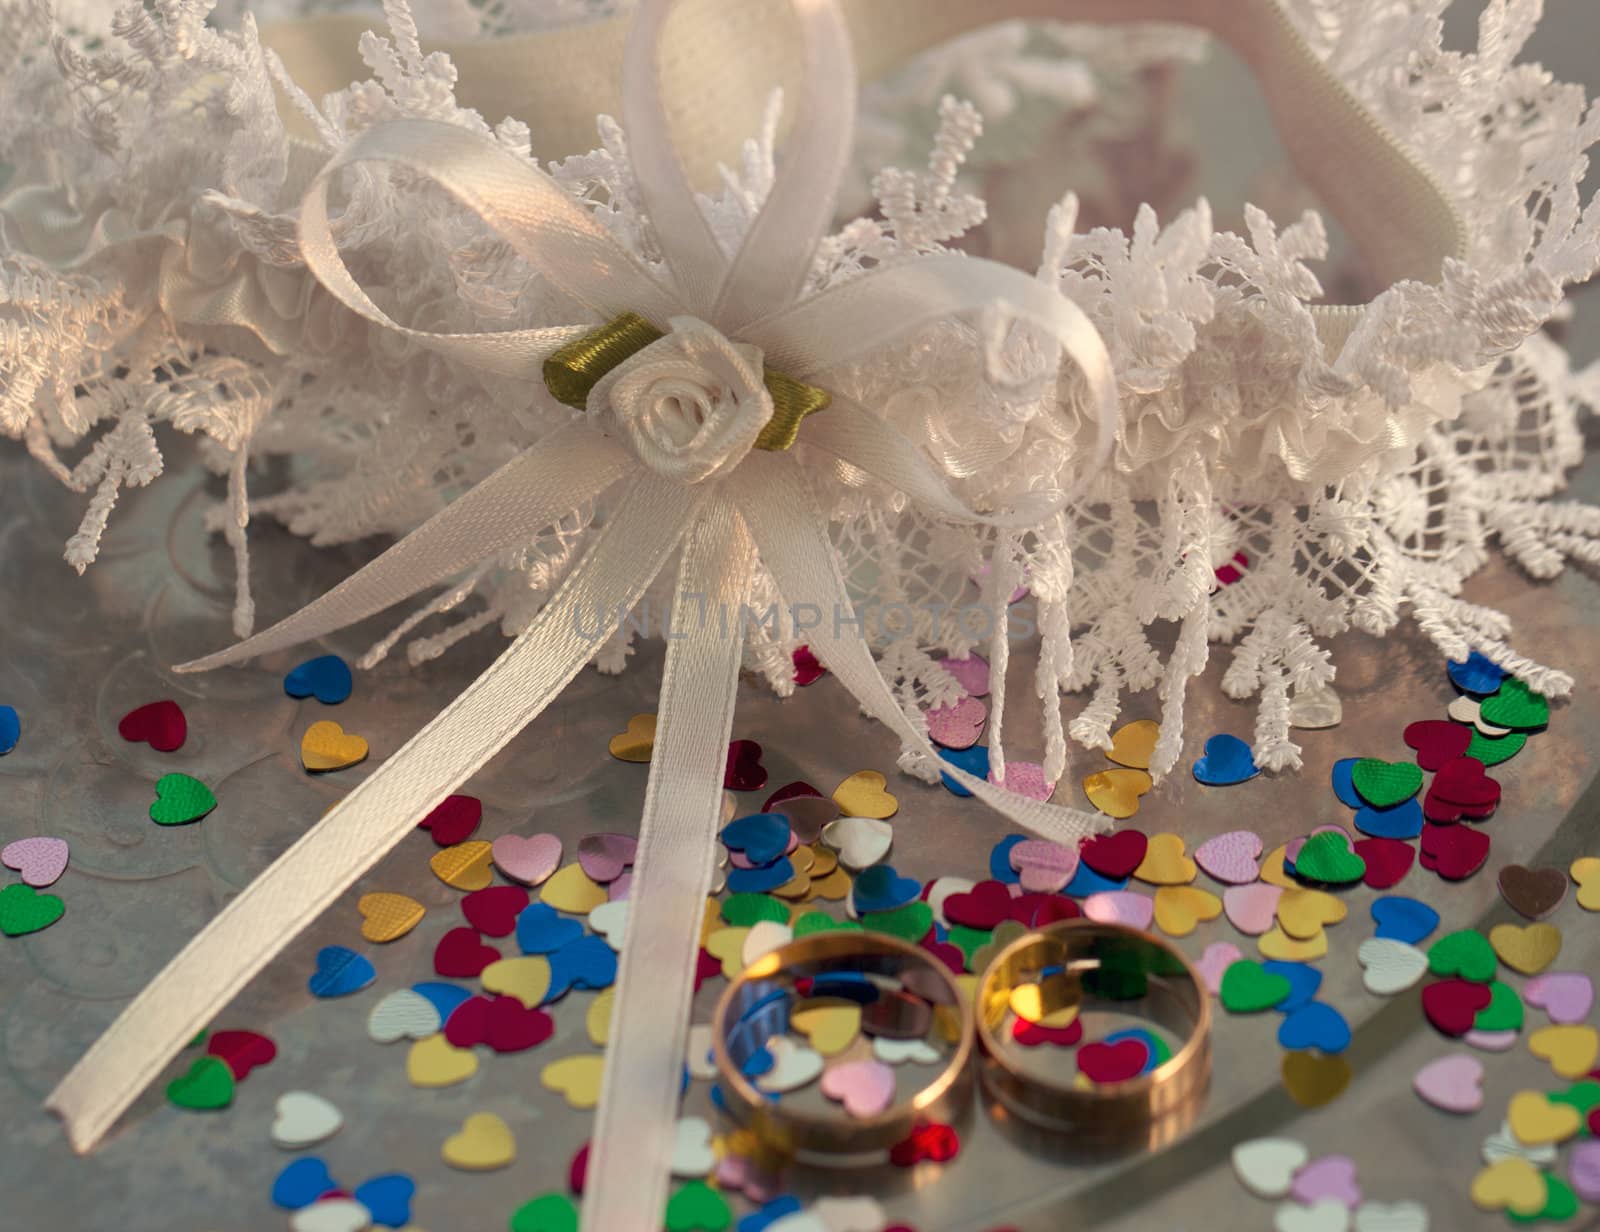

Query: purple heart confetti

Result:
[1,837,69,888]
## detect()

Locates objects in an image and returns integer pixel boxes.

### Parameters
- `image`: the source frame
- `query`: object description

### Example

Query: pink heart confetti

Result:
[820,1059,895,1118]
[1222,883,1282,936]
[1411,1054,1483,1113]
[715,1152,781,1203]
[1194,829,1263,885]
[0,836,69,888]
[792,646,825,687]
[1082,890,1154,931]
[939,653,990,697]
[1196,941,1242,994]
[1570,1140,1600,1204]
[1288,1155,1361,1208]
[491,833,562,886]
[608,871,632,901]
[1463,1029,1519,1053]
[1524,972,1595,1025]
[988,761,1054,801]
[577,833,637,883]
[1008,839,1079,894]
[925,696,987,750]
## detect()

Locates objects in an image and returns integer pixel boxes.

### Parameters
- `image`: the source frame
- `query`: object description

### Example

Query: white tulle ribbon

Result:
[44,1,1119,1226]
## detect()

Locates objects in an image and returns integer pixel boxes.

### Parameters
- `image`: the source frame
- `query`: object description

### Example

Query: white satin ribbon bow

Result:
[45,2,1118,1226]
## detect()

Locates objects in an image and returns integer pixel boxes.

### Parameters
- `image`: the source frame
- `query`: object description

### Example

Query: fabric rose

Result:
[588,316,773,485]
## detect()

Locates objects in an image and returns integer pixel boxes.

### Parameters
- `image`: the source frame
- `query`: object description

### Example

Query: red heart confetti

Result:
[1402,720,1472,771]
[1419,822,1489,880]
[724,740,767,791]
[461,885,530,937]
[434,927,501,978]
[485,994,555,1053]
[204,1029,276,1080]
[943,880,1015,929]
[920,938,965,975]
[1426,756,1500,809]
[444,995,492,1048]
[694,949,721,992]
[1421,978,1493,1036]
[1011,1017,1084,1047]
[1079,829,1148,881]
[1353,836,1414,889]
[419,794,482,846]
[117,700,187,753]
[792,646,825,686]
[1078,1038,1150,1083]
[569,1142,589,1195]
[889,1122,960,1167]
[1010,893,1080,927]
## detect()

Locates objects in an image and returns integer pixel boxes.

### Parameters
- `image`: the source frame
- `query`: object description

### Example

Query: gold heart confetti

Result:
[429,841,495,891]
[1259,844,1296,889]
[442,1112,516,1171]
[1105,719,1159,769]
[1506,1089,1581,1146]
[1489,922,1561,975]
[1281,1050,1350,1107]
[1259,925,1328,962]
[1527,1024,1600,1079]
[1152,885,1222,938]
[1570,857,1600,911]
[357,892,425,943]
[704,927,752,979]
[540,863,609,914]
[586,987,615,1047]
[1470,1157,1545,1215]
[406,1036,479,1088]
[541,1055,605,1109]
[480,956,552,1008]
[1132,834,1196,885]
[1276,888,1347,940]
[790,1001,862,1055]
[832,770,898,819]
[1082,768,1152,820]
[608,713,656,762]
[300,720,369,772]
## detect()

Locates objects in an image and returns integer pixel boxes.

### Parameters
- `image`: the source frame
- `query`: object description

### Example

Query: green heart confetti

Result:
[946,923,994,967]
[149,772,217,826]
[1509,1172,1577,1224]
[509,1193,579,1232]
[792,911,862,938]
[1350,758,1423,808]
[165,1055,235,1110]
[0,883,65,936]
[721,893,791,927]
[1467,728,1528,766]
[663,1180,731,1232]
[1219,960,1292,1013]
[1292,831,1365,884]
[858,901,933,943]
[1428,929,1497,982]
[1472,980,1524,1032]
[1480,678,1550,731]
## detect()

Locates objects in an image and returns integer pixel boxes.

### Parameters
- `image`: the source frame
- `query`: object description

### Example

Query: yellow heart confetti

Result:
[807,845,840,878]
[1528,1024,1600,1080]
[805,867,852,902]
[1489,922,1561,975]
[1570,856,1600,911]
[541,1055,605,1109]
[704,927,751,979]
[608,713,656,761]
[442,1112,516,1171]
[1008,974,1080,1027]
[1152,885,1222,938]
[357,892,425,943]
[1259,925,1328,962]
[480,956,552,1008]
[1259,844,1296,889]
[831,770,898,819]
[1470,1157,1546,1215]
[1082,768,1152,820]
[1507,1090,1581,1146]
[1132,834,1196,885]
[300,720,369,772]
[429,841,495,891]
[700,896,722,947]
[790,1001,862,1055]
[1105,719,1159,770]
[406,1036,478,1088]
[1276,888,1347,940]
[1280,1050,1350,1107]
[541,863,608,914]
[586,987,615,1047]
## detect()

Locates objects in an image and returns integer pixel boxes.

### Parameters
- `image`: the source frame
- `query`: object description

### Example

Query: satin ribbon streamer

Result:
[45,2,1119,1226]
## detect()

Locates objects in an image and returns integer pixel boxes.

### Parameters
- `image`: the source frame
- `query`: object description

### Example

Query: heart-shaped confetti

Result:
[1289,1155,1361,1208]
[1529,1025,1599,1078]
[166,1054,234,1110]
[1570,1141,1600,1204]
[1082,768,1151,819]
[442,1112,516,1170]
[1132,833,1196,885]
[1008,839,1079,893]
[1278,1002,1351,1053]
[791,1001,862,1056]
[272,1157,336,1209]
[939,653,989,696]
[821,1059,895,1117]
[272,1091,343,1149]
[118,699,187,752]
[1105,719,1159,769]
[1194,829,1263,884]
[608,713,656,762]
[1220,960,1291,1013]
[1262,961,1321,1013]
[989,760,1056,801]
[1152,885,1221,937]
[1274,1200,1357,1231]
[0,836,68,887]
[516,902,586,953]
[510,1194,580,1232]
[1281,1051,1351,1108]
[1357,938,1428,995]
[1507,1089,1581,1145]
[352,1175,414,1228]
[821,816,893,869]
[1449,651,1507,695]
[576,832,636,883]
[1232,1138,1310,1199]
[860,901,932,944]
[664,1180,732,1232]
[1289,684,1342,729]
[1489,922,1560,975]
[283,654,353,704]
[1429,929,1496,982]
[148,772,217,825]
[206,1028,275,1079]
[831,770,898,819]
[1411,1053,1483,1113]
[1348,837,1413,890]
[1471,980,1523,1032]
[0,883,64,936]
[926,695,987,749]
[434,926,500,978]
[1258,926,1327,963]
[539,862,609,914]
[1292,831,1365,885]
[367,989,441,1043]
[937,744,990,795]
[753,1036,824,1093]
[1352,798,1423,841]
[1497,864,1567,921]
[1192,734,1259,786]
[1423,979,1493,1036]
[406,1035,479,1087]
[1470,1156,1545,1215]
[357,892,424,943]
[418,794,481,846]
[874,1036,940,1065]
[723,739,767,791]
[461,884,530,937]
[1573,857,1600,911]
[1402,719,1473,771]
[1523,971,1593,1024]
[1080,830,1147,880]
[1370,896,1438,944]
[1479,677,1549,730]
[288,1200,368,1232]
[1078,1038,1148,1083]
[430,840,495,891]
[1196,942,1242,994]
[308,946,375,997]
[481,956,552,1009]
[1426,754,1500,810]
[1466,727,1526,767]
[1419,822,1489,881]
[300,720,368,772]
[721,813,792,867]
[1274,887,1345,939]
[492,832,562,885]
[1082,889,1154,930]
[1222,883,1282,935]
[0,706,18,755]
[1448,694,1510,735]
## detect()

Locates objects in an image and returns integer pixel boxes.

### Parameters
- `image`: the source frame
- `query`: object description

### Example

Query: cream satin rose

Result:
[587,316,774,485]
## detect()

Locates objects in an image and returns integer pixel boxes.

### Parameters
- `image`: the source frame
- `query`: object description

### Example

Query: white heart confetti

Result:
[670,1116,715,1177]
[367,988,442,1044]
[1233,1137,1311,1199]
[271,1090,344,1149]
[820,816,893,870]
[1357,938,1428,996]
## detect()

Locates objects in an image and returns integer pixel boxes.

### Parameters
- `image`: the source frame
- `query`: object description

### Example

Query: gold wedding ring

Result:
[975,920,1211,1141]
[711,932,973,1161]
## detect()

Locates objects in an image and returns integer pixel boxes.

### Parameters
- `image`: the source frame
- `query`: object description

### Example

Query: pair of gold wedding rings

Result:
[710,920,1212,1162]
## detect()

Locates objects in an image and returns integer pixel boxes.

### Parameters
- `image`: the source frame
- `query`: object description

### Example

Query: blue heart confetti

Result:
[515,902,585,955]
[1063,861,1129,898]
[989,835,1025,884]
[1262,960,1323,1013]
[545,933,618,1003]
[1352,797,1424,840]
[283,654,353,705]
[0,705,18,756]
[352,1173,415,1228]
[1276,1001,1351,1054]
[412,981,473,1022]
[1330,757,1363,808]
[272,1157,336,1210]
[727,856,795,894]
[1191,734,1259,786]
[938,744,990,797]
[851,863,920,914]
[740,1196,805,1232]
[1370,896,1440,945]
[1103,1027,1163,1074]
[719,813,793,866]
[307,945,375,998]
[1448,650,1507,696]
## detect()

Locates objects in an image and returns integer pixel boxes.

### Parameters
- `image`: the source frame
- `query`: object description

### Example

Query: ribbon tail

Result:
[46,473,701,1153]
[583,495,753,1232]
[176,425,634,671]
[736,453,1111,848]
